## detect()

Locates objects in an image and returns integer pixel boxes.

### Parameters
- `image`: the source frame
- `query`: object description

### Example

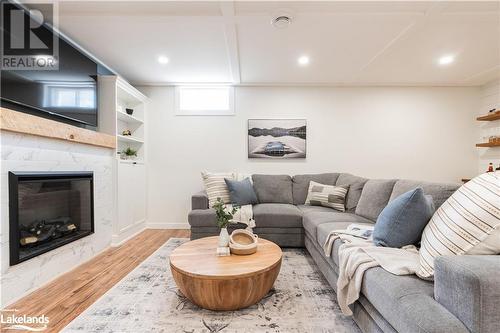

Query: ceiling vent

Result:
[271,15,292,29]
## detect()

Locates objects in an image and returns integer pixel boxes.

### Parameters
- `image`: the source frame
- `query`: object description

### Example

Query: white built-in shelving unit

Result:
[98,75,148,245]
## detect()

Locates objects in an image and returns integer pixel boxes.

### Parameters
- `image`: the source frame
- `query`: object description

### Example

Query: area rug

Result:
[63,238,361,333]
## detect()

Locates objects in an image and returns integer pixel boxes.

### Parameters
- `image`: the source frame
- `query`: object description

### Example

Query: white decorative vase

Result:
[218,227,230,247]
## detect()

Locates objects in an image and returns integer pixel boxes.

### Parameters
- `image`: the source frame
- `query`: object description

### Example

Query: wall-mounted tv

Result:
[1,3,112,127]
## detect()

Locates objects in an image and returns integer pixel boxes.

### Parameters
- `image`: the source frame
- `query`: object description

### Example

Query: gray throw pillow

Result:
[224,178,259,206]
[373,188,434,248]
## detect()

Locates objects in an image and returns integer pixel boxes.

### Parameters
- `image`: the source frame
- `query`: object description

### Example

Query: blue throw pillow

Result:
[224,178,259,206]
[373,188,434,248]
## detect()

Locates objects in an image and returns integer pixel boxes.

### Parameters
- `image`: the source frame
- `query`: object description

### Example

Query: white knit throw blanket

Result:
[227,204,255,229]
[323,229,419,316]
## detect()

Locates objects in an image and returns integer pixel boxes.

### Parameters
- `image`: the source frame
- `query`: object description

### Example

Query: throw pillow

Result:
[418,172,500,279]
[305,181,349,212]
[373,188,435,248]
[224,177,258,206]
[201,171,235,208]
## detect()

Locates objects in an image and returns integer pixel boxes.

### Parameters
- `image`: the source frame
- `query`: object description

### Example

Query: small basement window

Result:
[175,86,234,115]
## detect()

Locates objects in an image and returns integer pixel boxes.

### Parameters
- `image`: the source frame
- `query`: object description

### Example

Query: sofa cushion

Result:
[201,171,235,207]
[418,172,500,279]
[252,174,293,204]
[373,188,434,248]
[292,173,340,205]
[297,205,335,214]
[301,209,372,242]
[336,173,368,212]
[224,177,258,206]
[355,179,397,221]
[361,267,469,333]
[306,182,348,212]
[390,179,460,210]
[253,203,302,228]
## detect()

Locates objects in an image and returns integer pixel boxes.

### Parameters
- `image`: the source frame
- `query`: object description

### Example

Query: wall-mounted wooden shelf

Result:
[0,107,116,149]
[477,111,500,121]
[476,142,500,148]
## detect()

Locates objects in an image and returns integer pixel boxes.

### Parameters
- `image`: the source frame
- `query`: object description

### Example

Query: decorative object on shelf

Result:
[121,147,137,160]
[213,197,239,247]
[229,229,258,255]
[476,111,500,147]
[125,108,134,115]
[248,119,306,159]
[487,163,494,172]
[122,129,132,136]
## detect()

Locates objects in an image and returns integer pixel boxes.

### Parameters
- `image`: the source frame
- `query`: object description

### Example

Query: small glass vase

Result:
[218,227,230,247]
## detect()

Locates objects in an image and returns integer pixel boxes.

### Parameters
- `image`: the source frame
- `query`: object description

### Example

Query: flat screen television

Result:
[1,4,110,127]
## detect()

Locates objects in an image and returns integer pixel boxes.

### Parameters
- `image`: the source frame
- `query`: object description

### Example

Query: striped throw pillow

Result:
[201,171,235,208]
[305,181,349,212]
[418,172,500,279]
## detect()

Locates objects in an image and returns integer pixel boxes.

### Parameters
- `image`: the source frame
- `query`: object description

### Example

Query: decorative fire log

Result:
[19,217,77,247]
[20,236,38,246]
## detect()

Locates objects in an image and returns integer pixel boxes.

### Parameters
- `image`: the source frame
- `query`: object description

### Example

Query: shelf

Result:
[476,142,500,147]
[477,111,500,121]
[117,111,143,125]
[117,135,144,144]
[118,159,144,165]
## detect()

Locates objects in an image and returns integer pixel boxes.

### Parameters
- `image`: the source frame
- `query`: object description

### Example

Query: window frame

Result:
[43,84,96,109]
[174,85,235,116]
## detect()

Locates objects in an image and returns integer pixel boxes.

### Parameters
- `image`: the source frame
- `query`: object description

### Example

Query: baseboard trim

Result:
[146,222,191,230]
[112,221,147,246]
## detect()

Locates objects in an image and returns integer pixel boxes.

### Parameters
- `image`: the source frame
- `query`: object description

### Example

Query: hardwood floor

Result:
[2,229,190,333]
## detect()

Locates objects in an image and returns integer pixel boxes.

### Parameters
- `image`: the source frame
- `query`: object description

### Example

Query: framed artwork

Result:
[248,119,306,159]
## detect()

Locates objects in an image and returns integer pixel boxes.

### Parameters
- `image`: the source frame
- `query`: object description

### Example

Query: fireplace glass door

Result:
[9,172,94,265]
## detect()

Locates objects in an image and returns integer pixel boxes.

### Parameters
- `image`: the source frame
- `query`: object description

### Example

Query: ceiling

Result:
[49,1,500,86]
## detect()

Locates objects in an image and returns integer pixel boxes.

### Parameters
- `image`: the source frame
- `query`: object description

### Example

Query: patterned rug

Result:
[63,238,361,333]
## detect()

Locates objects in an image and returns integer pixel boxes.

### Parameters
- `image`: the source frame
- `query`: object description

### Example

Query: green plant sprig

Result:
[122,147,137,156]
[212,198,239,228]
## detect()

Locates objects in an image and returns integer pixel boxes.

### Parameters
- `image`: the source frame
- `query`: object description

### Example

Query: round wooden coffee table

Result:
[169,236,282,311]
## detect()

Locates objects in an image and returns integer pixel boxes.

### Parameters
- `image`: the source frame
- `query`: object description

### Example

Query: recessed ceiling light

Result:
[272,15,292,29]
[158,56,169,65]
[297,56,310,66]
[438,55,454,66]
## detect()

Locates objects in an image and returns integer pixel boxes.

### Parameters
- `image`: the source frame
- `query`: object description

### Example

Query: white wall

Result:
[478,80,500,173]
[141,86,480,228]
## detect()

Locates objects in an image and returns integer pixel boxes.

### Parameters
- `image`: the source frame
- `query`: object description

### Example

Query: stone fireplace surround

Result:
[0,131,114,307]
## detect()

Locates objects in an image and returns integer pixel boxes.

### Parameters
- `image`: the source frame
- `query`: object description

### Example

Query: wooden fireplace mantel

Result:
[0,107,116,149]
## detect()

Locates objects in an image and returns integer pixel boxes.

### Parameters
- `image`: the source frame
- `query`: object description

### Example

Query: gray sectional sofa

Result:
[188,173,500,333]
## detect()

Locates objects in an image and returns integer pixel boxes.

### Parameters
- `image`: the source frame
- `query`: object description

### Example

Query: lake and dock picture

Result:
[248,119,306,159]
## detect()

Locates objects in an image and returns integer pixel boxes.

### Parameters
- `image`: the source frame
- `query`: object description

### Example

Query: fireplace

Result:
[9,172,94,265]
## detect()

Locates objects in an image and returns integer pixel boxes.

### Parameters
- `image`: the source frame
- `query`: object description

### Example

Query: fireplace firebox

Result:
[9,172,94,265]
